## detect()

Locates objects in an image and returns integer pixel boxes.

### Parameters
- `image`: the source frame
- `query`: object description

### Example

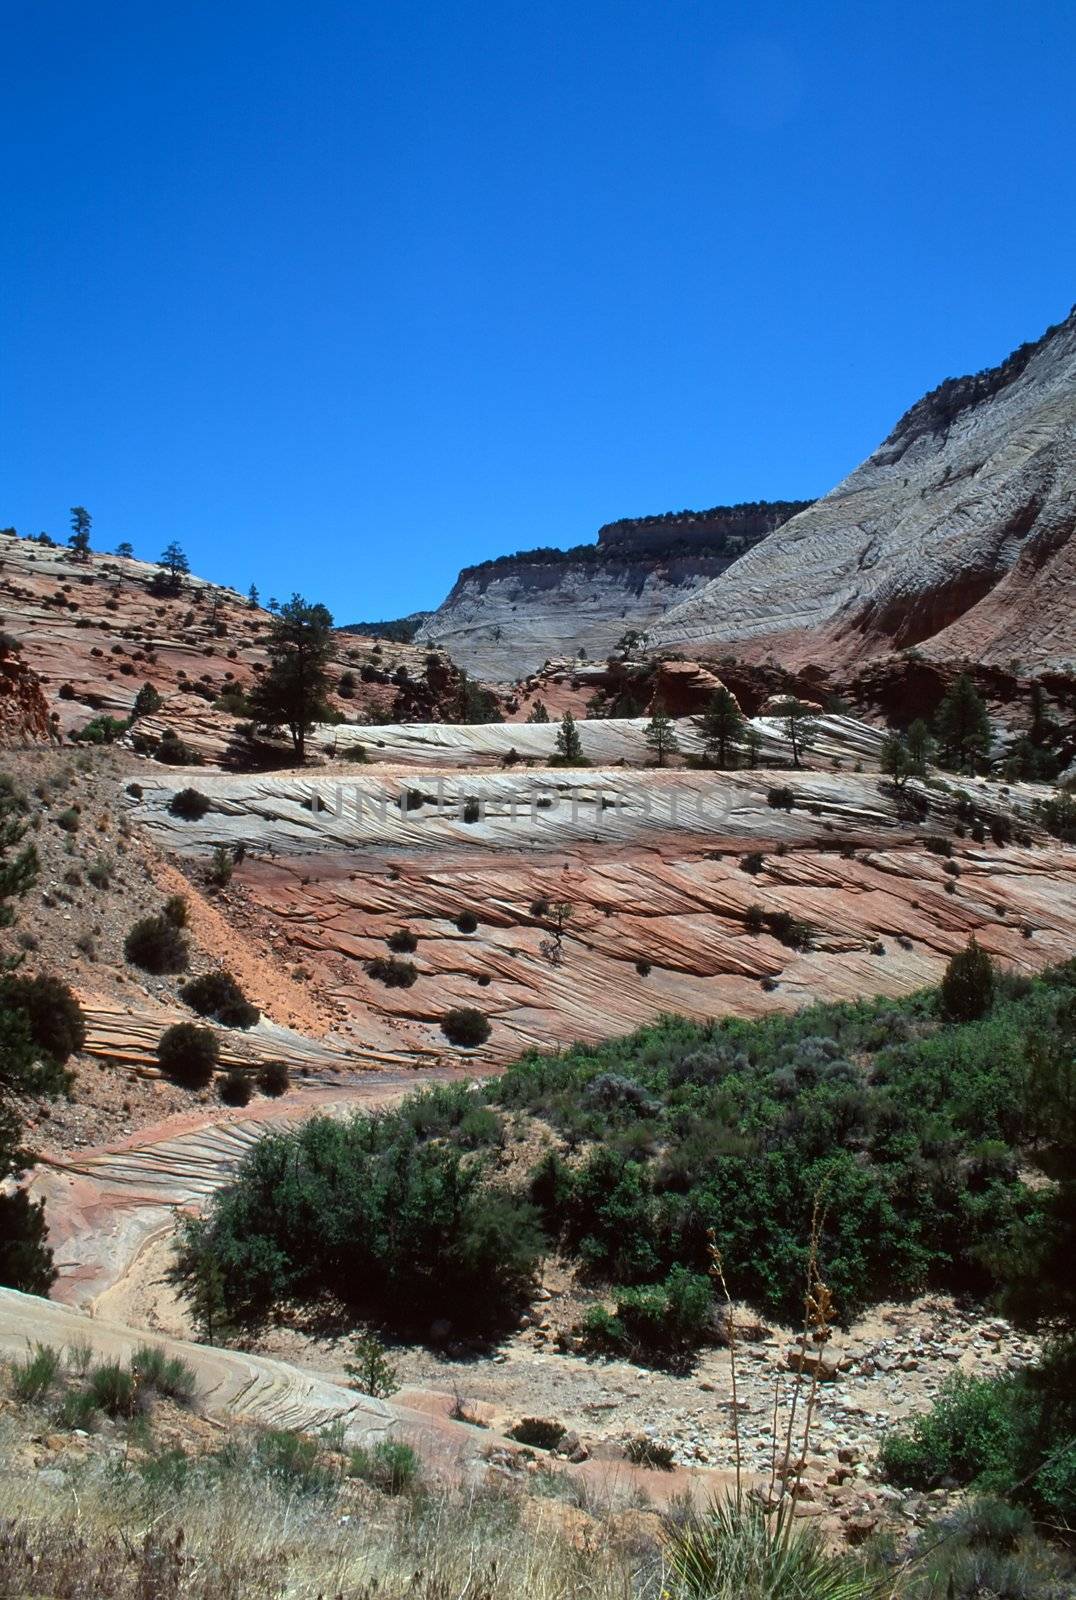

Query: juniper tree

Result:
[935,675,991,770]
[554,709,583,763]
[780,699,818,769]
[159,541,190,586]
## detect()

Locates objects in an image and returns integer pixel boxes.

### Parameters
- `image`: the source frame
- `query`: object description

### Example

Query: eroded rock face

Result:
[653,306,1076,671]
[0,645,53,746]
[126,720,1076,1065]
[421,503,811,682]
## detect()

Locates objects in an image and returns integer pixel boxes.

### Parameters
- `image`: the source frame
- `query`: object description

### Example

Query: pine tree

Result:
[744,725,763,768]
[554,709,583,763]
[159,541,190,586]
[644,704,679,767]
[114,541,135,559]
[248,584,260,608]
[905,719,934,773]
[880,731,914,789]
[698,686,744,768]
[526,700,550,724]
[780,699,818,769]
[249,593,335,765]
[935,675,991,769]
[68,506,92,560]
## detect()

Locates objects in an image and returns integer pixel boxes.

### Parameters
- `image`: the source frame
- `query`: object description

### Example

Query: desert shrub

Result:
[220,1068,252,1106]
[744,904,765,934]
[367,955,418,988]
[462,797,481,823]
[255,1428,337,1496]
[625,1435,676,1470]
[635,959,652,976]
[583,1267,712,1364]
[0,973,86,1064]
[348,1438,419,1494]
[130,1344,196,1403]
[441,1008,490,1047]
[507,1417,565,1451]
[86,856,111,889]
[163,894,188,926]
[55,806,80,832]
[169,787,210,820]
[171,1101,544,1336]
[387,928,418,953]
[762,910,814,950]
[88,1361,137,1417]
[206,844,234,886]
[125,912,189,973]
[740,851,764,875]
[156,1022,219,1088]
[257,1061,290,1097]
[456,910,478,933]
[155,729,202,766]
[180,970,259,1028]
[767,786,795,810]
[8,1343,62,1404]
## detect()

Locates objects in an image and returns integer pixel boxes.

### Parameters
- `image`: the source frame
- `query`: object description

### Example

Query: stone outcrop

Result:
[652,305,1076,671]
[0,642,53,745]
[420,502,810,681]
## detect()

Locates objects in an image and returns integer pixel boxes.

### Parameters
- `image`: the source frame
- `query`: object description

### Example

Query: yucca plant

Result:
[667,1494,881,1600]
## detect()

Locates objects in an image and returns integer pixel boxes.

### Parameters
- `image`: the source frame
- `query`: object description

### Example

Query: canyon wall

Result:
[652,306,1076,671]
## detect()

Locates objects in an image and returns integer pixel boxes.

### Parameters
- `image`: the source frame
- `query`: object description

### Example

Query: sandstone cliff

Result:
[421,502,811,681]
[652,306,1076,670]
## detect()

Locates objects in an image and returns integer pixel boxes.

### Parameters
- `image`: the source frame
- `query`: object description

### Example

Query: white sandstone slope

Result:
[652,306,1076,670]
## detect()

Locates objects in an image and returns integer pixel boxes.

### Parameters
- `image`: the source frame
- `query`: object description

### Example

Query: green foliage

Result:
[387,927,418,953]
[156,1022,219,1088]
[130,1343,196,1402]
[552,710,586,765]
[778,698,819,768]
[255,1428,337,1496]
[584,1266,713,1365]
[668,1494,876,1600]
[935,674,991,769]
[526,699,550,723]
[132,681,162,719]
[206,844,234,886]
[0,1188,57,1294]
[348,1438,420,1494]
[698,686,744,768]
[180,970,259,1028]
[644,704,679,766]
[442,1007,491,1047]
[88,1361,137,1417]
[257,1060,289,1097]
[456,910,478,933]
[74,714,130,745]
[125,911,189,973]
[491,964,1076,1326]
[1,972,85,1068]
[249,594,335,764]
[940,939,995,1022]
[344,1332,399,1397]
[170,1098,544,1336]
[220,1067,252,1106]
[9,1342,62,1404]
[169,786,210,820]
[767,786,795,810]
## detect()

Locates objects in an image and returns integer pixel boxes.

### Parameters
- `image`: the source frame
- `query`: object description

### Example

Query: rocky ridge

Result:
[653,305,1076,670]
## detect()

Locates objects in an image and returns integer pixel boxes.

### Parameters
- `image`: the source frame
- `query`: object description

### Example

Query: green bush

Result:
[169,787,210,820]
[348,1438,419,1494]
[367,955,418,988]
[180,970,259,1028]
[8,1343,61,1404]
[941,939,995,1022]
[441,1007,490,1047]
[220,1068,252,1106]
[131,1343,196,1403]
[125,913,189,974]
[257,1061,290,1097]
[88,1361,137,1417]
[170,1103,544,1337]
[507,1417,565,1451]
[456,910,479,933]
[156,1022,219,1088]
[0,973,85,1063]
[387,928,418,953]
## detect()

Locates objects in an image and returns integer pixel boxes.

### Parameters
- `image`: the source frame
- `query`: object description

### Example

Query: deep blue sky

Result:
[3,2,1074,621]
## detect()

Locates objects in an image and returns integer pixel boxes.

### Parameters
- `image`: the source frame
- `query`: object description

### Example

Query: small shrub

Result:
[386,928,418,953]
[343,1332,399,1398]
[180,970,259,1028]
[164,894,187,926]
[125,913,189,973]
[156,1022,219,1088]
[169,787,210,820]
[462,797,481,823]
[206,844,234,886]
[456,910,478,933]
[88,1361,137,1417]
[740,851,764,875]
[940,940,994,1022]
[0,973,86,1063]
[220,1068,252,1106]
[508,1417,566,1451]
[56,806,80,833]
[635,959,652,976]
[257,1061,290,1097]
[348,1438,419,1494]
[131,1344,196,1402]
[9,1343,61,1404]
[744,904,765,934]
[367,955,418,988]
[625,1435,676,1469]
[86,856,111,889]
[441,1008,491,1047]
[767,786,795,810]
